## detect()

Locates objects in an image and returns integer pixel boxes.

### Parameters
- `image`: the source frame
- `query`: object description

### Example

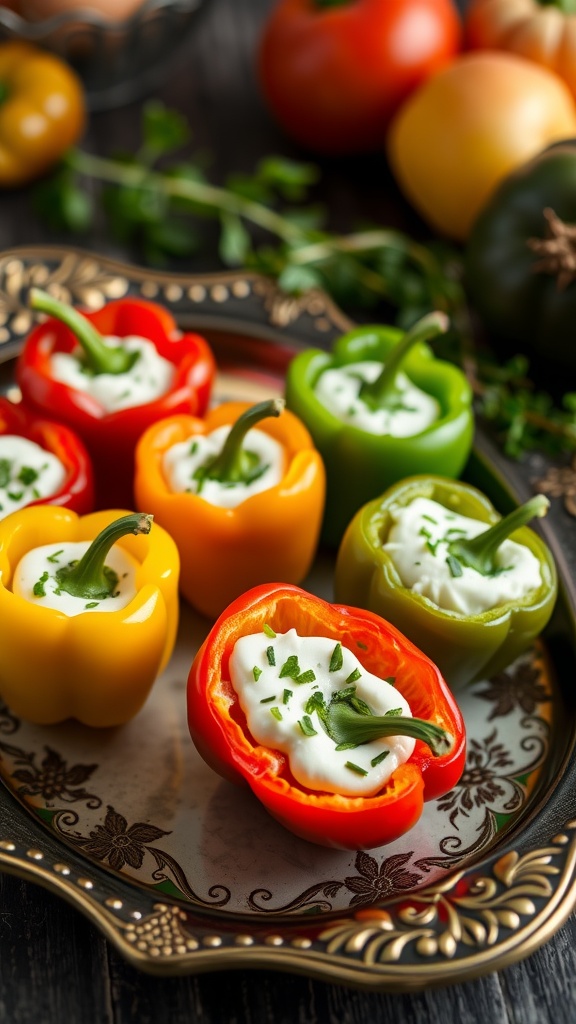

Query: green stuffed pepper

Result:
[285,312,474,547]
[334,475,557,690]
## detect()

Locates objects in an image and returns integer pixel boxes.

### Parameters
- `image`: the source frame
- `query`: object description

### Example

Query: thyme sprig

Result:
[32,101,576,459]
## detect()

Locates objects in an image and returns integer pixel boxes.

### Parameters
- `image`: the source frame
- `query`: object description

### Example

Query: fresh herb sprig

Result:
[33,101,576,459]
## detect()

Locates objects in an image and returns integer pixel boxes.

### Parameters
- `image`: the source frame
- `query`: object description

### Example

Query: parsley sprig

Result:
[33,101,576,459]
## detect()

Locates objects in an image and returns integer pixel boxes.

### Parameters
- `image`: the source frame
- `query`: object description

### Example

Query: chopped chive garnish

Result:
[33,571,49,597]
[189,440,199,455]
[446,554,463,578]
[351,696,372,715]
[422,514,437,524]
[305,692,325,715]
[346,668,361,684]
[335,741,358,751]
[357,641,368,650]
[298,715,318,737]
[85,602,99,609]
[266,646,276,666]
[332,685,357,702]
[0,458,11,487]
[7,491,23,501]
[47,549,64,563]
[385,707,403,717]
[252,666,262,681]
[270,707,282,721]
[329,643,343,672]
[282,688,293,704]
[260,695,276,704]
[263,623,276,638]
[345,761,368,776]
[384,676,396,686]
[279,654,300,679]
[295,669,316,685]
[18,466,39,485]
[371,750,390,767]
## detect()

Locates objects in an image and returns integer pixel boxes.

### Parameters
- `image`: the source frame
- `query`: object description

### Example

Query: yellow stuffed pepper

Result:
[0,507,179,726]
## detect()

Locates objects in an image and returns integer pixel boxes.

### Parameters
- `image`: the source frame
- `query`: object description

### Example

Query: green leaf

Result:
[256,155,320,201]
[219,212,251,266]
[277,264,322,294]
[141,101,190,160]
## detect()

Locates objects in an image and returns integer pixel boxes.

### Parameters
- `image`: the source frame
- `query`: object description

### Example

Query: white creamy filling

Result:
[314,361,440,436]
[49,335,175,413]
[12,542,139,616]
[0,435,67,520]
[383,496,542,615]
[229,629,414,797]
[162,425,285,509]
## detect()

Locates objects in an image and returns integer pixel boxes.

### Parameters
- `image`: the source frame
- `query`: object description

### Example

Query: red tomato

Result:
[258,0,462,155]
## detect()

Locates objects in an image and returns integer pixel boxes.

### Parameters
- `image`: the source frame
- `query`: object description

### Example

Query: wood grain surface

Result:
[0,1,575,1020]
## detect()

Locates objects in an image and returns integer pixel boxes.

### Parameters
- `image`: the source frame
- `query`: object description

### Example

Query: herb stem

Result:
[66,150,305,246]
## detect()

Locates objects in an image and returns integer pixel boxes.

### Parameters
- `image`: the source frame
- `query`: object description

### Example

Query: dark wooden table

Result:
[0,1,575,1020]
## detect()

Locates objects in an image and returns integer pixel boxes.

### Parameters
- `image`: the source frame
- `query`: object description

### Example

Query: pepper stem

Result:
[448,495,550,576]
[29,287,139,376]
[359,311,449,408]
[326,701,451,757]
[196,399,284,487]
[55,512,152,601]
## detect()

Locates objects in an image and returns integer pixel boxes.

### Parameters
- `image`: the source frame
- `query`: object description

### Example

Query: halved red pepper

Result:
[187,583,466,850]
[0,397,94,514]
[16,291,216,509]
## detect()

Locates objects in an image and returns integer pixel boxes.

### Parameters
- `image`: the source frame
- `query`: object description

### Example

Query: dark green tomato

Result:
[465,143,576,370]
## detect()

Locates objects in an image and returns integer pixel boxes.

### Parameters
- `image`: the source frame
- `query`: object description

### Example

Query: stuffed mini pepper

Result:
[335,475,558,689]
[285,311,474,546]
[187,583,466,850]
[0,397,94,518]
[134,399,325,619]
[16,289,216,509]
[0,507,179,726]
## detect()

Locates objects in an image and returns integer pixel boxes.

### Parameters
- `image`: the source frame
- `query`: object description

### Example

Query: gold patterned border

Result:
[0,821,575,985]
[0,246,353,347]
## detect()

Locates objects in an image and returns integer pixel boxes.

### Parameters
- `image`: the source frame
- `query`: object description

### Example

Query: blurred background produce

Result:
[1,0,576,458]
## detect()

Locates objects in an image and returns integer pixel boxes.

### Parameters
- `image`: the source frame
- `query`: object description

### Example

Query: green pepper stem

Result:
[29,287,139,376]
[359,310,449,408]
[326,701,451,757]
[536,0,576,13]
[55,512,152,601]
[200,399,284,485]
[448,495,550,576]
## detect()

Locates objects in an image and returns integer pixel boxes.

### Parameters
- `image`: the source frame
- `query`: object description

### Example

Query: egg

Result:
[19,0,147,22]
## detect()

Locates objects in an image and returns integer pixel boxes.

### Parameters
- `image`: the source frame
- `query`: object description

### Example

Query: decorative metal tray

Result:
[0,247,575,989]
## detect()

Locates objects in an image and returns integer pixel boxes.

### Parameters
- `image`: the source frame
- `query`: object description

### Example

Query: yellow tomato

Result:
[387,50,576,241]
[0,41,86,187]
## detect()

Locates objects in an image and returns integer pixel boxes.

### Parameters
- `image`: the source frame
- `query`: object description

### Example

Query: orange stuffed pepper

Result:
[134,399,326,619]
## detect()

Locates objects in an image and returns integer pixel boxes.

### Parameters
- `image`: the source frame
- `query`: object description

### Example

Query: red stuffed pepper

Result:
[0,397,94,516]
[188,583,466,850]
[17,289,216,509]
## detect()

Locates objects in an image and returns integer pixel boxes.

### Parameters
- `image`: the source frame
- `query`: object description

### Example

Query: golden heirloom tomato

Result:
[387,50,576,241]
[0,41,86,188]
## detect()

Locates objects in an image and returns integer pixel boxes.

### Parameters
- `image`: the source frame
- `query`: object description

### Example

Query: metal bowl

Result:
[0,0,208,110]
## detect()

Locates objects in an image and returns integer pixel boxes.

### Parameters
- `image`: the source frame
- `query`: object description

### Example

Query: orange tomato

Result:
[466,0,576,103]
[387,50,576,241]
